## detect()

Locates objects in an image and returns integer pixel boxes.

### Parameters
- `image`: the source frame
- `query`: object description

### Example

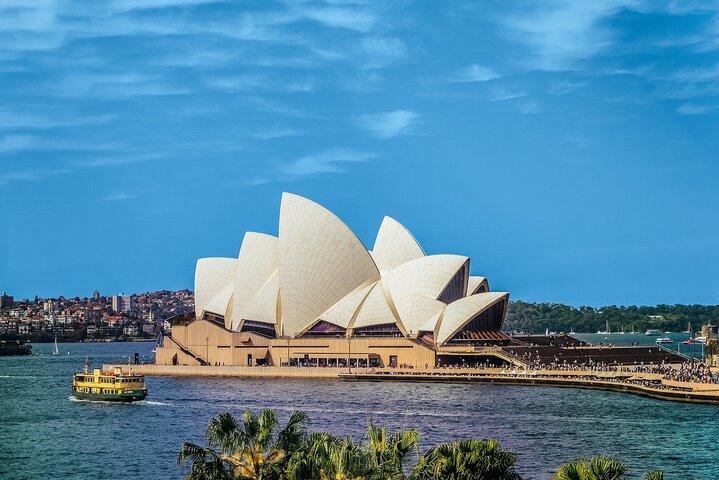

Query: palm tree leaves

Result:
[642,471,664,480]
[552,456,664,480]
[366,423,420,480]
[410,439,521,480]
[179,409,306,480]
[276,410,309,453]
[180,410,665,480]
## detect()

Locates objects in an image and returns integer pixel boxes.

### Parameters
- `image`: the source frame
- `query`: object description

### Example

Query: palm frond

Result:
[643,471,664,480]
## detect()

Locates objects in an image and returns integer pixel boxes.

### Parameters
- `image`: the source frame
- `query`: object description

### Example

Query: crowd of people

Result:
[656,362,719,384]
[396,357,719,389]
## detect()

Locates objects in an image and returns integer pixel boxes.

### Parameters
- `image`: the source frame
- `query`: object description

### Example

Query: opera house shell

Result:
[156,193,510,369]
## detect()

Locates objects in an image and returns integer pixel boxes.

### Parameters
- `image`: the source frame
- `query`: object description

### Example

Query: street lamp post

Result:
[347,334,352,374]
[287,338,291,367]
[205,336,209,366]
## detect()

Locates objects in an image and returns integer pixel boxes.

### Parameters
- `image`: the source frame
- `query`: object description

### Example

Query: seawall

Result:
[106,364,719,405]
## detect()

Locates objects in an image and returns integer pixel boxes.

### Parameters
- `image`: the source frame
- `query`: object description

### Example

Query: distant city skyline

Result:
[1,1,718,306]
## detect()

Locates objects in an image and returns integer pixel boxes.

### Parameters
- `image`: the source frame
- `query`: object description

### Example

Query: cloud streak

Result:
[103,191,137,201]
[355,110,419,139]
[677,103,717,115]
[278,148,376,178]
[500,1,635,71]
[451,64,500,82]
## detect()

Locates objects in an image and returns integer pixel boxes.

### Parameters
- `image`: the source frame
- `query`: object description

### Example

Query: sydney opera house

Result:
[156,193,512,369]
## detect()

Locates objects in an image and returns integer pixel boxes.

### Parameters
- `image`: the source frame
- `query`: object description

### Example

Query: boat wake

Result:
[67,396,169,406]
[138,400,170,406]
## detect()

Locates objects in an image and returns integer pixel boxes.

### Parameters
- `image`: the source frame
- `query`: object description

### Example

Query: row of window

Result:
[75,386,120,395]
[75,376,141,384]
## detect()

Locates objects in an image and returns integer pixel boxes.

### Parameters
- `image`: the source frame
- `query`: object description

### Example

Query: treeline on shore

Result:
[179,409,664,480]
[505,301,719,334]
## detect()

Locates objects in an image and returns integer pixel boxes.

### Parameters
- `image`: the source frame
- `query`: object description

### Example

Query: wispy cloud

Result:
[50,73,190,98]
[0,109,114,129]
[451,64,500,82]
[0,167,69,186]
[206,74,315,93]
[677,103,718,115]
[76,153,165,168]
[517,101,541,114]
[355,110,419,139]
[278,148,376,178]
[250,97,309,118]
[0,135,122,154]
[548,80,586,95]
[489,87,526,102]
[360,37,407,68]
[103,191,137,201]
[300,6,377,32]
[108,0,219,13]
[0,134,34,153]
[251,126,300,140]
[500,1,634,71]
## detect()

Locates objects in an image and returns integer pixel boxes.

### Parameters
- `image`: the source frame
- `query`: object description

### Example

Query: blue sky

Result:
[1,0,718,306]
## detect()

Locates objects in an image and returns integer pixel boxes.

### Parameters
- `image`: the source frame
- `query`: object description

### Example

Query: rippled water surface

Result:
[1,342,717,479]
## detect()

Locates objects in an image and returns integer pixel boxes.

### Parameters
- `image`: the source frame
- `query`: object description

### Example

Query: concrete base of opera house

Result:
[156,318,442,370]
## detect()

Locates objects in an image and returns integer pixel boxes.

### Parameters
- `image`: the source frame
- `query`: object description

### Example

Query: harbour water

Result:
[575,332,704,358]
[2,341,718,480]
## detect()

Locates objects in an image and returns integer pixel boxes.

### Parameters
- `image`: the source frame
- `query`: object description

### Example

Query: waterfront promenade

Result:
[108,362,719,405]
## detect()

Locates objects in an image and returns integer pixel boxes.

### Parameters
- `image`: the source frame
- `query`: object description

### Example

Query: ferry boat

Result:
[655,336,674,344]
[72,362,147,402]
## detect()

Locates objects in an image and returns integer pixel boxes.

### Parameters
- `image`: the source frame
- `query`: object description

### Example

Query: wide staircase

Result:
[165,335,209,366]
[436,345,529,367]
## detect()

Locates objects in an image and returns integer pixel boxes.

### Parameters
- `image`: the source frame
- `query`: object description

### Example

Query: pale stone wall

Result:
[157,320,437,368]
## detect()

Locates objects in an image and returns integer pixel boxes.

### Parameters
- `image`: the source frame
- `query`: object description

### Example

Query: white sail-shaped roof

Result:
[242,269,279,328]
[418,304,446,333]
[383,254,468,335]
[279,193,381,338]
[371,216,425,273]
[194,257,237,329]
[435,292,509,345]
[204,283,234,321]
[406,295,446,337]
[351,280,399,330]
[316,282,375,330]
[231,232,279,331]
[467,276,489,295]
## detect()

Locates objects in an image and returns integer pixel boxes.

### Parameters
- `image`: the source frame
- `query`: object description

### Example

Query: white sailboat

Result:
[684,321,692,334]
[597,320,611,334]
[53,333,60,356]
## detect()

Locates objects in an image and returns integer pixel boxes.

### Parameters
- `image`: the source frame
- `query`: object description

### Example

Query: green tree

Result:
[553,456,627,480]
[284,432,371,480]
[410,439,521,480]
[552,456,663,480]
[642,472,664,480]
[178,410,308,480]
[366,423,420,479]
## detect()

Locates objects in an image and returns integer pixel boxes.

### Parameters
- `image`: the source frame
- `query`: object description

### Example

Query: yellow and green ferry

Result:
[72,362,147,402]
